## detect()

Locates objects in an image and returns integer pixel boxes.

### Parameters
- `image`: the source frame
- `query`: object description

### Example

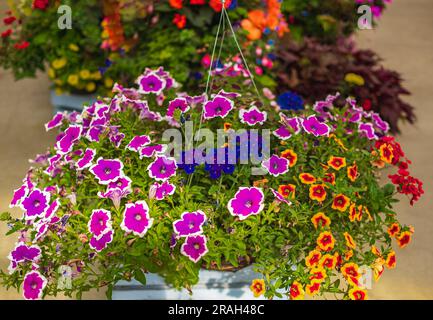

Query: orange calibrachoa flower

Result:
[311,212,331,229]
[348,203,358,222]
[209,0,232,12]
[299,173,316,184]
[224,122,232,132]
[323,172,336,185]
[348,287,368,300]
[278,184,295,199]
[372,258,385,282]
[386,251,396,269]
[306,280,321,296]
[371,150,386,168]
[343,232,356,249]
[347,163,358,182]
[289,280,304,300]
[332,194,350,212]
[316,231,335,251]
[341,263,360,280]
[281,149,297,167]
[250,279,266,297]
[371,245,381,257]
[344,250,354,261]
[169,0,183,9]
[397,231,412,248]
[387,223,400,237]
[253,179,268,188]
[319,254,337,269]
[309,184,327,202]
[305,249,322,268]
[327,156,346,171]
[379,143,394,164]
[309,267,327,283]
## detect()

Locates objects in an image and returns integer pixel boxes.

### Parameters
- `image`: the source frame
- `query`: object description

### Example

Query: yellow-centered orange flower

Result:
[379,143,394,164]
[299,173,316,184]
[309,184,327,202]
[305,250,322,268]
[278,184,295,199]
[397,231,412,248]
[343,232,356,249]
[306,280,321,296]
[309,267,327,283]
[349,287,368,300]
[311,212,331,229]
[281,149,297,167]
[319,254,337,269]
[250,279,266,297]
[387,223,400,237]
[347,163,358,182]
[316,231,335,252]
[332,194,350,212]
[289,280,304,300]
[386,251,396,269]
[328,156,346,170]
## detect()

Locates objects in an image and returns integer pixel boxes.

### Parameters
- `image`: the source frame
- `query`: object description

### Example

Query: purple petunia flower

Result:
[271,188,292,206]
[371,112,390,132]
[137,72,166,95]
[358,122,378,140]
[126,135,151,152]
[262,155,290,177]
[43,199,60,221]
[109,132,125,148]
[21,189,51,220]
[86,126,105,143]
[76,148,96,170]
[45,112,64,131]
[98,177,132,209]
[9,184,29,208]
[301,115,331,137]
[120,201,153,237]
[147,156,177,181]
[56,125,83,154]
[107,175,132,191]
[88,209,112,239]
[89,230,113,252]
[203,95,234,119]
[139,144,167,159]
[227,187,265,221]
[8,243,41,263]
[149,181,176,200]
[166,98,190,118]
[215,89,241,100]
[273,126,292,140]
[239,105,267,126]
[23,271,47,300]
[90,158,124,185]
[181,234,208,263]
[173,211,206,237]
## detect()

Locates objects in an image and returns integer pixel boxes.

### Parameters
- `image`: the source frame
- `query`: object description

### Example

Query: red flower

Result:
[362,99,372,111]
[169,0,183,9]
[173,14,187,29]
[209,0,232,12]
[331,194,350,212]
[299,173,316,184]
[327,156,346,171]
[3,16,16,25]
[323,172,335,185]
[347,163,358,182]
[14,41,30,50]
[309,184,327,202]
[387,223,400,237]
[397,231,412,248]
[33,0,50,10]
[1,29,12,38]
[190,0,206,4]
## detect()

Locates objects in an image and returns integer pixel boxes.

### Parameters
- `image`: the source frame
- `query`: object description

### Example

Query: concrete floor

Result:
[0,0,432,299]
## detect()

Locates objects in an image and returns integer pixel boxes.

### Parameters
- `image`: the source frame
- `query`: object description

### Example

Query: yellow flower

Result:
[52,58,67,70]
[67,74,79,86]
[48,68,55,79]
[86,82,96,92]
[250,279,266,298]
[344,73,365,86]
[54,79,63,86]
[104,77,114,88]
[91,71,102,80]
[68,43,79,52]
[348,287,368,300]
[79,69,91,80]
[55,87,64,95]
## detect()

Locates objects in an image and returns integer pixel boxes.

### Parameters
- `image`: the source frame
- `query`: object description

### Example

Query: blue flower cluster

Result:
[277,91,304,111]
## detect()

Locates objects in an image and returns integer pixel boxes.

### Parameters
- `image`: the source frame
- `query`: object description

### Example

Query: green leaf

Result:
[134,269,147,286]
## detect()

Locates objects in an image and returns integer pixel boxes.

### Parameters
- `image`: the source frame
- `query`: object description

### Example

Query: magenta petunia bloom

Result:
[203,95,234,119]
[173,211,206,237]
[262,155,290,177]
[45,112,64,131]
[301,116,331,137]
[43,199,60,221]
[120,201,153,237]
[273,126,292,140]
[358,122,378,140]
[86,126,105,142]
[107,176,132,191]
[216,89,241,100]
[90,158,124,185]
[34,223,49,242]
[137,72,166,95]
[88,209,112,239]
[180,234,208,263]
[371,112,390,132]
[139,144,167,159]
[56,125,83,154]
[9,184,29,208]
[126,135,151,152]
[273,114,301,140]
[21,189,51,220]
[271,188,292,206]
[166,98,190,118]
[147,156,177,181]
[8,243,41,263]
[239,105,267,126]
[98,176,132,209]
[110,132,125,148]
[89,230,113,252]
[227,187,265,221]
[76,148,96,170]
[23,271,47,300]
[150,181,176,200]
